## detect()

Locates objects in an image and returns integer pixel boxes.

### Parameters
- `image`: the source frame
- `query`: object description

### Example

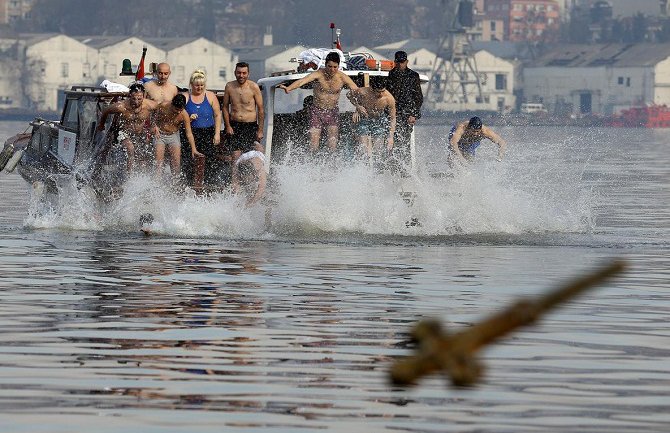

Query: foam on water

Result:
[23,148,594,238]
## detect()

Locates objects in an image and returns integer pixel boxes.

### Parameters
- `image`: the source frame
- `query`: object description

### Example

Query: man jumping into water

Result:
[278,52,359,153]
[448,116,506,166]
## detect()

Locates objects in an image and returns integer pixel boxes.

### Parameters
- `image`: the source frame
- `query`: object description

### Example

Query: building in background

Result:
[485,0,561,42]
[146,37,237,89]
[0,0,34,24]
[15,33,98,111]
[232,45,307,82]
[523,43,670,116]
[0,33,240,112]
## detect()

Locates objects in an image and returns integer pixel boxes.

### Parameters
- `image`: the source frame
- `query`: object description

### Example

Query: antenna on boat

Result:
[330,22,336,48]
[330,22,342,50]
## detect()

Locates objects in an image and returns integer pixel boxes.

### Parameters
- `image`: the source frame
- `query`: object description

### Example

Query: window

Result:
[490,21,496,31]
[626,77,631,87]
[495,74,506,90]
[61,63,69,78]
[618,77,624,85]
[219,68,227,79]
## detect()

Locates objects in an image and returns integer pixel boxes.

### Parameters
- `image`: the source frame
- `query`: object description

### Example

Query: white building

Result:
[232,45,307,82]
[77,36,165,86]
[20,33,98,111]
[147,37,237,90]
[375,39,439,78]
[523,43,670,115]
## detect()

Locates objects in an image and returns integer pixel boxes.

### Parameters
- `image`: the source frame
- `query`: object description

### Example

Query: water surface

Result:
[0,120,668,432]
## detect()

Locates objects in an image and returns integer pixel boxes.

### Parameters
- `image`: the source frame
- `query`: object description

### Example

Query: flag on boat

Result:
[135,46,147,81]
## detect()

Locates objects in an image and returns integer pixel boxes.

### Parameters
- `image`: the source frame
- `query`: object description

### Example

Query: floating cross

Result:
[390,260,626,388]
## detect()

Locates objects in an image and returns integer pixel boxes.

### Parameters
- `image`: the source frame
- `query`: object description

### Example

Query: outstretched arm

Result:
[483,126,506,161]
[96,104,121,131]
[341,72,359,90]
[182,111,203,158]
[209,91,222,145]
[278,71,319,93]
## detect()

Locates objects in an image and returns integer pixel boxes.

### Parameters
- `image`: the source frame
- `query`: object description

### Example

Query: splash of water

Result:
[23,154,593,239]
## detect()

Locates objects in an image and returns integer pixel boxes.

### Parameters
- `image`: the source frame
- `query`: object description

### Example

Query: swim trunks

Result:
[309,105,339,129]
[448,125,480,156]
[154,131,181,148]
[357,116,388,138]
[229,121,259,152]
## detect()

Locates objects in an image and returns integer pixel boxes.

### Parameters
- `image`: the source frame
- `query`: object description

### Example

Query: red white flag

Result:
[135,46,147,81]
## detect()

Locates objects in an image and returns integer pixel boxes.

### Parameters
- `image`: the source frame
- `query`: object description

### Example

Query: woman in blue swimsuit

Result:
[181,69,222,191]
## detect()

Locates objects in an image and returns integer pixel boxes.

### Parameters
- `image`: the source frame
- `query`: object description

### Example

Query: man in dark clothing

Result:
[386,50,423,173]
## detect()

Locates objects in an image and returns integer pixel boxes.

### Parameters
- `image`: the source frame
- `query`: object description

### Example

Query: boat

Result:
[1,83,224,203]
[608,104,670,128]
[1,40,428,207]
[258,49,429,177]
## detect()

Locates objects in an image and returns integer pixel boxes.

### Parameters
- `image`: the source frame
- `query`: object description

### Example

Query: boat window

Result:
[61,98,80,131]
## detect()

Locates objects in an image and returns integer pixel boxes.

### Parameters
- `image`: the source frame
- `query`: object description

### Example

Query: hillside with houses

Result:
[2,0,670,118]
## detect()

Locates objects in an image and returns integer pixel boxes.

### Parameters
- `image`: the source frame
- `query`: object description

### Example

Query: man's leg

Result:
[168,144,181,175]
[122,138,135,172]
[325,125,339,152]
[155,140,166,175]
[358,134,372,159]
[309,128,322,153]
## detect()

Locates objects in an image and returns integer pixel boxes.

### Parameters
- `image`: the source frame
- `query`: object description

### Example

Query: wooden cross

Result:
[390,260,626,388]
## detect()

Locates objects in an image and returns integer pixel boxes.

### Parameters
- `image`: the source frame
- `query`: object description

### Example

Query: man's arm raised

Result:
[96,103,121,131]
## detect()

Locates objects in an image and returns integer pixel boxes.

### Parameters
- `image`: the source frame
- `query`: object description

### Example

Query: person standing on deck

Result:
[97,82,158,173]
[386,50,423,173]
[348,77,396,162]
[223,62,265,162]
[153,94,202,178]
[145,63,179,104]
[278,52,359,154]
[181,70,222,192]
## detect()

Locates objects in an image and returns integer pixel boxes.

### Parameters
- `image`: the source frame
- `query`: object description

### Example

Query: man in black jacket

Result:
[386,50,423,173]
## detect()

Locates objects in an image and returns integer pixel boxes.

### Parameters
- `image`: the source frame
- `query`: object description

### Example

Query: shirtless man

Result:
[97,82,158,172]
[153,94,202,177]
[222,62,265,161]
[278,51,359,153]
[232,150,267,207]
[349,77,396,159]
[448,116,506,166]
[144,63,179,104]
